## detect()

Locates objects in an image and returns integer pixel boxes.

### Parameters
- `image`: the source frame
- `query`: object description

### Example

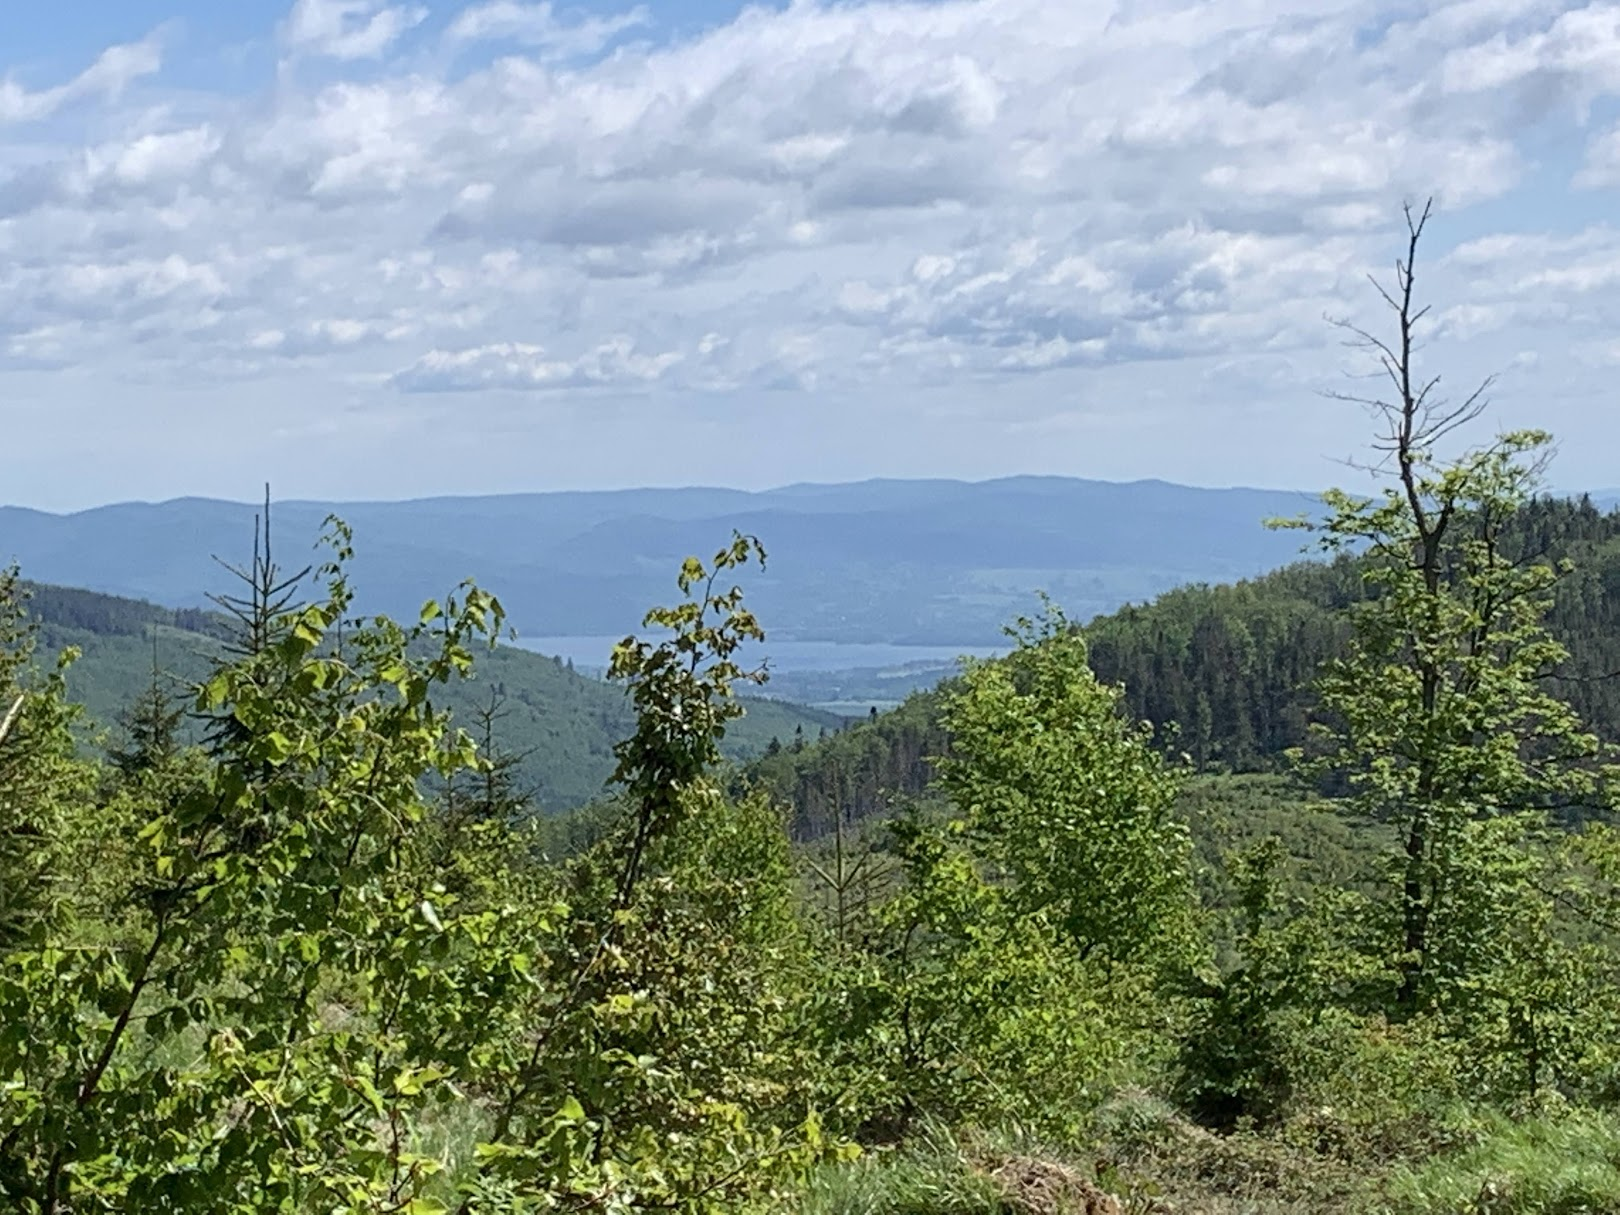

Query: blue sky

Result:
[0,1,772,52]
[0,1,775,91]
[2,0,1620,509]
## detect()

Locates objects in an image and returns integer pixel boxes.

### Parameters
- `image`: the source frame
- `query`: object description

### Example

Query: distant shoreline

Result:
[506,634,1003,676]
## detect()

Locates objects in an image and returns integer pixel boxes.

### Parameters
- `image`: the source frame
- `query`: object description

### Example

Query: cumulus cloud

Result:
[0,35,163,124]
[7,0,1620,505]
[249,316,417,357]
[1577,122,1620,185]
[281,0,427,60]
[1439,3,1620,101]
[392,337,683,391]
[446,2,650,58]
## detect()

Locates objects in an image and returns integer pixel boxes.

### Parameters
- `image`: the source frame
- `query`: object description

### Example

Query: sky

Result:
[2,0,1620,510]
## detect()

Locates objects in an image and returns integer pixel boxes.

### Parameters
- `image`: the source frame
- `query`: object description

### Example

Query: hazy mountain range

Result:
[0,476,1429,647]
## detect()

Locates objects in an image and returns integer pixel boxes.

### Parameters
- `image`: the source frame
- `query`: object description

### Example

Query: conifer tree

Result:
[442,685,537,827]
[107,636,185,780]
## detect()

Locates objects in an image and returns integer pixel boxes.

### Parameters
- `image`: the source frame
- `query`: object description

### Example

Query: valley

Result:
[9,4,1620,1208]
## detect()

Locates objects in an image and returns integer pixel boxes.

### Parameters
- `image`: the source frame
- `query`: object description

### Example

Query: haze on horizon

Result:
[2,0,1618,512]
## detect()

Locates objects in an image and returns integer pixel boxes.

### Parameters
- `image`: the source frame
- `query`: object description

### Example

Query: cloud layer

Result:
[2,0,1619,507]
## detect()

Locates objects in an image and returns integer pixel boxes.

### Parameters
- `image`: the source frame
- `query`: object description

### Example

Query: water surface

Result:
[510,634,1002,675]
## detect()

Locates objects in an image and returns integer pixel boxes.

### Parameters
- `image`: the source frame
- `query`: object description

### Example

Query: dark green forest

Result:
[751,492,1620,839]
[10,209,1620,1214]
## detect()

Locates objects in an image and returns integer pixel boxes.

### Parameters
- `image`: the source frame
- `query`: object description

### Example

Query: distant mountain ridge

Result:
[1,476,1331,646]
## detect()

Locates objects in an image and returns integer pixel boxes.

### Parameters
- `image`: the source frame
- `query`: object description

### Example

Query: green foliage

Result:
[1085,562,1360,770]
[1174,838,1376,1128]
[0,566,96,950]
[605,532,770,895]
[26,579,842,811]
[0,522,859,1213]
[746,689,948,838]
[1177,774,1380,925]
[17,240,1620,1215]
[807,809,1148,1140]
[1266,1010,1471,1168]
[1288,432,1609,1015]
[443,532,842,1212]
[801,604,1194,1145]
[437,687,537,831]
[760,492,1620,848]
[788,1123,1014,1215]
[105,639,185,782]
[938,601,1195,969]
[1272,204,1614,1024]
[1413,818,1620,1109]
[0,521,514,1212]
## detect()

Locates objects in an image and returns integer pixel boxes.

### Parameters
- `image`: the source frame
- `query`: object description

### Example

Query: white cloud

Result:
[7,0,1620,506]
[86,125,222,188]
[0,35,163,124]
[1440,2,1620,100]
[1577,122,1620,185]
[48,255,228,307]
[391,337,683,391]
[446,1,650,58]
[281,0,427,60]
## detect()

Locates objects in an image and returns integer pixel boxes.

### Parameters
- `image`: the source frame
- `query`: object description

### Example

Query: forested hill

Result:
[0,477,1317,645]
[20,580,844,810]
[751,493,1620,837]
[1089,493,1620,766]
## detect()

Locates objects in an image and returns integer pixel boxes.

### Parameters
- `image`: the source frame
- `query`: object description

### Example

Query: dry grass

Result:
[985,1152,1122,1214]
[1083,1090,1375,1215]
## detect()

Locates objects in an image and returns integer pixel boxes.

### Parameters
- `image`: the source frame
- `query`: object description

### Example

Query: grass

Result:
[1083,1088,1375,1215]
[789,1123,1009,1215]
[1387,1107,1620,1215]
[788,1098,1620,1215]
[786,1121,1163,1215]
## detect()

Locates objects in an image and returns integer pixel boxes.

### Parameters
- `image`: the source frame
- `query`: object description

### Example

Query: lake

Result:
[508,634,1003,675]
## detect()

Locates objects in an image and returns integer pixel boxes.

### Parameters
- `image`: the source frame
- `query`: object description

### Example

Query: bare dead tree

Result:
[1319,200,1569,1012]
[1322,198,1530,591]
[1327,199,1494,476]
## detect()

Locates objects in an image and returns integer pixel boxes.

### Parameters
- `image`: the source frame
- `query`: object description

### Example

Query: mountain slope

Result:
[23,582,843,812]
[1,477,1321,646]
[750,493,1620,838]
